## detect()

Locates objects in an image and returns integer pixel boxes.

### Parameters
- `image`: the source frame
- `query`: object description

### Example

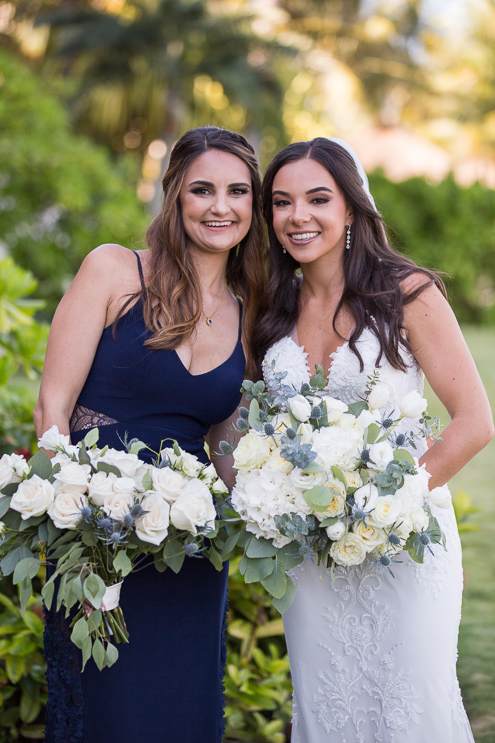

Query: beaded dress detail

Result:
[263,330,474,743]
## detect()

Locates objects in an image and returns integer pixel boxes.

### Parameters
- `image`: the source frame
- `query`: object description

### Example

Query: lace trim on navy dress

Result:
[70,404,119,433]
[43,602,84,743]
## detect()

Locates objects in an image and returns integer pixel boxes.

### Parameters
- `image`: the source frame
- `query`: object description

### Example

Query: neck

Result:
[189,245,230,295]
[299,251,345,301]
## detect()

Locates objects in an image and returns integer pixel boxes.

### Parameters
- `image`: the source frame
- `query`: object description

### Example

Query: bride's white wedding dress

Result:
[264,328,475,743]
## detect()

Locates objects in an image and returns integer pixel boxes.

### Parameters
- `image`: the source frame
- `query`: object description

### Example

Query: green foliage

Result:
[0,257,49,454]
[225,554,292,742]
[370,172,495,324]
[452,490,480,533]
[0,48,147,319]
[0,579,47,742]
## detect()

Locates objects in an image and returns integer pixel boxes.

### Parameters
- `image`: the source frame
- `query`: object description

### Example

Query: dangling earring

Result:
[346,225,351,250]
[281,243,287,254]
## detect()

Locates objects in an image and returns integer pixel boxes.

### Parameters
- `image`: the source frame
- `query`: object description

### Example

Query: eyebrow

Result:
[272,186,334,196]
[188,180,251,188]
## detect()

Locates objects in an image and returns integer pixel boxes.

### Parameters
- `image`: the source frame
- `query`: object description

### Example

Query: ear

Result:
[346,209,354,226]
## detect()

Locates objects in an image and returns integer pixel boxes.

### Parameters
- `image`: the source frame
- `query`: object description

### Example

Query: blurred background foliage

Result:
[1,0,495,740]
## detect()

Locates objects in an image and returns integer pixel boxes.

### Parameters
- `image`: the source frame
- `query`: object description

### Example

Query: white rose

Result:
[353,521,385,551]
[394,516,413,538]
[112,477,137,496]
[370,496,401,527]
[353,483,378,512]
[88,471,118,506]
[342,470,363,490]
[177,452,203,478]
[289,394,312,422]
[201,463,217,484]
[10,475,55,519]
[330,533,368,566]
[0,520,5,535]
[264,449,294,475]
[170,480,217,535]
[338,413,356,430]
[212,477,228,494]
[326,521,346,540]
[135,492,170,545]
[98,449,143,478]
[410,508,430,532]
[152,467,188,504]
[395,467,430,516]
[428,485,452,509]
[0,453,29,490]
[368,384,390,411]
[233,431,271,473]
[103,492,135,520]
[48,491,87,529]
[53,462,91,494]
[297,423,313,445]
[323,397,348,424]
[37,425,71,452]
[399,390,427,419]
[290,466,326,490]
[368,441,395,470]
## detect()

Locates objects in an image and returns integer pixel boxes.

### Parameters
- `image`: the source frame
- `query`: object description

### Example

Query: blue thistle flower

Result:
[219,441,233,456]
[360,449,370,463]
[238,407,249,420]
[263,423,275,436]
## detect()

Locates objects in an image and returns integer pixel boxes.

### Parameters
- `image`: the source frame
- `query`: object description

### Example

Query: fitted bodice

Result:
[263,328,426,455]
[71,296,245,463]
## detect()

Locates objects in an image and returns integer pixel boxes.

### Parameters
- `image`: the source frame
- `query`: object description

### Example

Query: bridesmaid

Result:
[34,126,266,743]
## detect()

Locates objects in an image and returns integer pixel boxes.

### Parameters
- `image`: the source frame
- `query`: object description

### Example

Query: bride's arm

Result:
[34,245,127,440]
[403,277,494,489]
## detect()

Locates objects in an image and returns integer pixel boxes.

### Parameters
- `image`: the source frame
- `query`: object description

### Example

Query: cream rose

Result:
[170,480,216,535]
[330,533,368,566]
[323,397,348,424]
[0,453,29,490]
[368,384,390,411]
[135,493,170,545]
[315,481,346,521]
[289,394,312,422]
[53,462,91,494]
[290,466,326,490]
[88,471,118,506]
[10,475,55,519]
[353,521,385,551]
[152,466,188,504]
[177,452,203,478]
[48,491,87,529]
[353,483,378,512]
[399,390,427,419]
[233,431,271,473]
[37,425,71,452]
[103,492,135,520]
[370,496,401,527]
[342,470,363,490]
[98,449,143,478]
[212,477,228,494]
[264,449,293,475]
[410,508,429,532]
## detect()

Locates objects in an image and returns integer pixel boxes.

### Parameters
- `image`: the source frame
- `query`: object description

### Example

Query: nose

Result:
[289,201,311,226]
[210,190,230,217]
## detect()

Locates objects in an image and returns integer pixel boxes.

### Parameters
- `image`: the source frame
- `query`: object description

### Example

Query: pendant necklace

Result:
[202,284,227,326]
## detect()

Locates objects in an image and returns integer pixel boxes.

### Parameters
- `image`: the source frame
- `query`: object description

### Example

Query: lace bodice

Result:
[263,329,426,455]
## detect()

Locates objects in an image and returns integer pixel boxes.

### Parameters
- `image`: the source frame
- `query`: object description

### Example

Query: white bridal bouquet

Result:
[0,427,238,670]
[228,364,448,613]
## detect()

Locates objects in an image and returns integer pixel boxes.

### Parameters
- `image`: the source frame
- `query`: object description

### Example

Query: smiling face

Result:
[179,149,253,256]
[271,158,353,266]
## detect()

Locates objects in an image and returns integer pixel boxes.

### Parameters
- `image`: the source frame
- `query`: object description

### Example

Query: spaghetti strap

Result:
[133,251,146,290]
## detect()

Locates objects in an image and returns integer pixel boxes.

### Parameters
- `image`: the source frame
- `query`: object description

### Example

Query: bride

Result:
[253,138,494,742]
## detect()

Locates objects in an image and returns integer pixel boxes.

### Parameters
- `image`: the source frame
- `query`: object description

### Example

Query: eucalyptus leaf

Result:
[347,400,368,417]
[238,553,248,576]
[19,577,32,615]
[27,449,52,480]
[208,546,223,571]
[71,617,89,650]
[0,495,11,518]
[0,545,33,577]
[18,514,45,532]
[92,638,106,671]
[141,470,152,492]
[393,448,416,466]
[248,398,262,431]
[83,574,106,609]
[319,516,338,528]
[260,555,288,599]
[105,642,119,668]
[303,485,334,512]
[301,461,324,474]
[42,579,55,610]
[163,538,185,574]
[13,557,41,585]
[113,551,132,577]
[96,462,121,477]
[330,466,347,487]
[246,536,278,559]
[366,423,381,445]
[128,439,147,455]
[220,530,242,559]
[271,576,297,614]
[244,556,275,583]
[81,636,92,671]
[0,483,19,498]
[83,428,99,449]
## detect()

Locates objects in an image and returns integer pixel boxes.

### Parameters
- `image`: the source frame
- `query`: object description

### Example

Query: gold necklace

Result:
[202,284,227,326]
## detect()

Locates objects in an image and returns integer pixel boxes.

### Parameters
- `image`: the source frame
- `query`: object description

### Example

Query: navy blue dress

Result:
[43,252,245,743]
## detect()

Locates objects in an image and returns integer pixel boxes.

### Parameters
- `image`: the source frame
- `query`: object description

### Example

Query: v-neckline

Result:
[287,332,349,389]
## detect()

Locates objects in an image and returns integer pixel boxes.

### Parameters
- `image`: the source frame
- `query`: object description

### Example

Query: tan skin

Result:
[272,158,494,490]
[34,149,254,490]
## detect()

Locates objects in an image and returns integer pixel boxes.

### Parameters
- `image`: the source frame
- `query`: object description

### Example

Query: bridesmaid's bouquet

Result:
[227,364,449,613]
[0,428,238,670]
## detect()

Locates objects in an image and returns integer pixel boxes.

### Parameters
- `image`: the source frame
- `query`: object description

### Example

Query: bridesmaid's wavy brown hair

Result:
[116,126,267,378]
[253,138,446,374]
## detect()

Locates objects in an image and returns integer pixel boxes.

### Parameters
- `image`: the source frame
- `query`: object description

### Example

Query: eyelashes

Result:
[190,187,250,196]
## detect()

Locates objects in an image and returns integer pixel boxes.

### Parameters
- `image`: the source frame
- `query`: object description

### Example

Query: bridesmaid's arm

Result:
[34,245,129,440]
[403,277,494,489]
[206,396,248,492]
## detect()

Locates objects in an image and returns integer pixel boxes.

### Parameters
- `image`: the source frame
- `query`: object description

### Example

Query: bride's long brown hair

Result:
[253,138,446,374]
[116,126,267,378]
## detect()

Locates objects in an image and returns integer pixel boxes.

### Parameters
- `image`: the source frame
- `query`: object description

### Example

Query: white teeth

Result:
[291,232,319,240]
[204,221,233,227]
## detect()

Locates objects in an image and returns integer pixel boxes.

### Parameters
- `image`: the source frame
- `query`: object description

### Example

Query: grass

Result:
[424,327,495,743]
